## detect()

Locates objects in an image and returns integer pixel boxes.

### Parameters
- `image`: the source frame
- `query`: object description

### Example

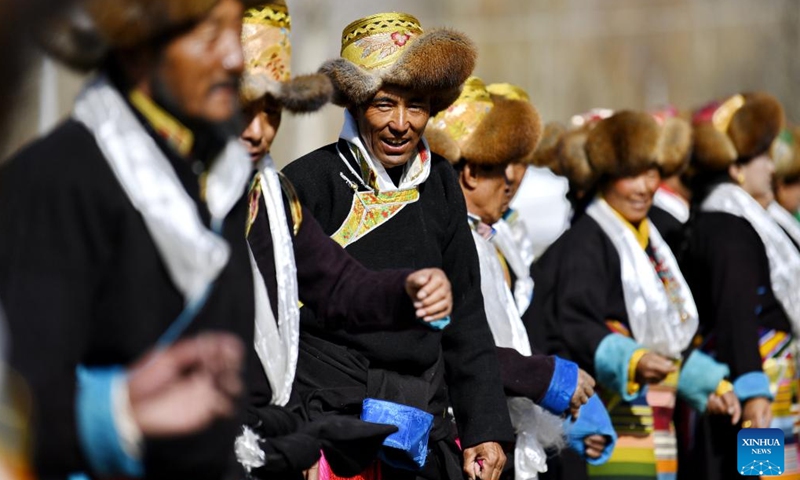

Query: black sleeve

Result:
[495,347,556,402]
[0,129,107,474]
[437,165,515,448]
[552,223,614,373]
[293,205,417,331]
[695,218,766,379]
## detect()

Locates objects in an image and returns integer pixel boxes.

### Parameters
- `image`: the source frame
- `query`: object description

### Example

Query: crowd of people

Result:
[0,1,798,480]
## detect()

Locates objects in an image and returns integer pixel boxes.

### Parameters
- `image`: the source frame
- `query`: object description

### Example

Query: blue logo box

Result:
[738,428,784,476]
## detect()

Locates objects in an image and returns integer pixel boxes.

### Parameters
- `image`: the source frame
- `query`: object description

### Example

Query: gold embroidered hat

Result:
[773,127,800,181]
[39,0,268,71]
[240,3,332,112]
[321,12,477,115]
[425,77,542,166]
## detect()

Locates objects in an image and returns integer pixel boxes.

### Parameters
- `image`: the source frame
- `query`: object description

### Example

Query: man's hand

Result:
[127,332,245,437]
[463,442,505,480]
[706,391,742,425]
[568,369,596,419]
[741,397,772,429]
[405,268,452,321]
[634,352,676,385]
[303,461,319,480]
[584,435,608,460]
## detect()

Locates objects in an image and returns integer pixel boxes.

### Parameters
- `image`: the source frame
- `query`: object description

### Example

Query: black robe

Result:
[282,142,514,466]
[0,119,254,479]
[648,205,687,255]
[245,184,420,478]
[678,211,792,480]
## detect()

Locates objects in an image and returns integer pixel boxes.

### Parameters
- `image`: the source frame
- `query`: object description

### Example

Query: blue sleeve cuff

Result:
[677,350,730,412]
[563,395,617,465]
[733,371,773,402]
[593,333,643,401]
[540,357,578,414]
[76,365,144,478]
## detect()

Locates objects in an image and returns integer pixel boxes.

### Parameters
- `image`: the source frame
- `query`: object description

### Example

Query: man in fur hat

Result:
[234,5,454,478]
[0,0,280,478]
[283,13,514,480]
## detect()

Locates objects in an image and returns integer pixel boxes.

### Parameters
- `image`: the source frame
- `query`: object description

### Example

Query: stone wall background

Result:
[3,0,799,168]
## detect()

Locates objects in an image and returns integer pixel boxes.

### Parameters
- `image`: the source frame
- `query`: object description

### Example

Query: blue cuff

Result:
[540,357,578,415]
[361,398,433,471]
[76,365,144,478]
[426,316,450,331]
[677,350,730,412]
[733,371,773,402]
[593,333,643,401]
[563,395,617,465]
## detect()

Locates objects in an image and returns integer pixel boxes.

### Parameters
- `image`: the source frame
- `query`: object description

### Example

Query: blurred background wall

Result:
[2,0,799,168]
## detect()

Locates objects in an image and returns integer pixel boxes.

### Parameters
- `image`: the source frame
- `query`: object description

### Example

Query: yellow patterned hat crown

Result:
[486,83,530,102]
[242,4,292,84]
[340,13,425,71]
[430,77,493,146]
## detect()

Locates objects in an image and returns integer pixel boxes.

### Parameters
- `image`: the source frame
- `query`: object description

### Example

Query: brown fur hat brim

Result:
[586,110,661,178]
[322,28,476,115]
[530,122,567,168]
[692,123,737,173]
[459,96,542,166]
[657,117,693,178]
[424,126,462,165]
[241,73,333,113]
[39,0,269,71]
[557,128,596,189]
[728,92,784,161]
[773,127,800,181]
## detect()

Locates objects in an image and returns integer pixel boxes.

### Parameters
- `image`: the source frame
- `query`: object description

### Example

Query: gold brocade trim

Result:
[246,173,303,237]
[712,94,745,134]
[129,89,194,157]
[330,189,420,247]
[486,83,530,102]
[278,172,303,236]
[244,4,291,30]
[341,13,422,50]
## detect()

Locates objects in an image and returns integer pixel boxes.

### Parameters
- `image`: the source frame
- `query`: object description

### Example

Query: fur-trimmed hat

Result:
[426,77,542,167]
[556,127,596,190]
[773,127,800,181]
[691,93,785,173]
[320,12,476,115]
[485,82,544,165]
[585,110,661,178]
[530,122,567,170]
[39,0,267,71]
[240,3,332,113]
[655,115,693,178]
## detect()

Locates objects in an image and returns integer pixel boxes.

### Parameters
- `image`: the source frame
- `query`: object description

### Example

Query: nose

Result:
[220,30,245,75]
[241,115,264,146]
[388,106,410,133]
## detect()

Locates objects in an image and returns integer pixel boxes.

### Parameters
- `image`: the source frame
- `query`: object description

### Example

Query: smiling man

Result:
[283,13,514,480]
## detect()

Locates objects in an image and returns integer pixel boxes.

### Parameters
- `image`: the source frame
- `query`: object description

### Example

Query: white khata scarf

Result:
[492,218,535,315]
[72,75,251,306]
[703,185,800,336]
[338,110,431,192]
[587,198,699,359]
[768,202,800,249]
[469,217,563,480]
[249,154,300,407]
[653,188,690,224]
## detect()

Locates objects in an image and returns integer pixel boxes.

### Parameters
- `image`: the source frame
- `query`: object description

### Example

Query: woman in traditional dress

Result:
[542,111,740,480]
[680,93,800,480]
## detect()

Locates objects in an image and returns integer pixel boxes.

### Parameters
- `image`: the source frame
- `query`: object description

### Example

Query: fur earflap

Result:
[557,128,596,189]
[530,122,567,169]
[322,28,476,115]
[278,74,333,113]
[728,92,784,161]
[39,0,269,70]
[692,123,737,173]
[424,126,462,165]
[586,111,661,178]
[460,96,542,166]
[657,117,693,178]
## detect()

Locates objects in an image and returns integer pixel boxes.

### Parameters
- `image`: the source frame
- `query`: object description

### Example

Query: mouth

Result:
[380,137,411,155]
